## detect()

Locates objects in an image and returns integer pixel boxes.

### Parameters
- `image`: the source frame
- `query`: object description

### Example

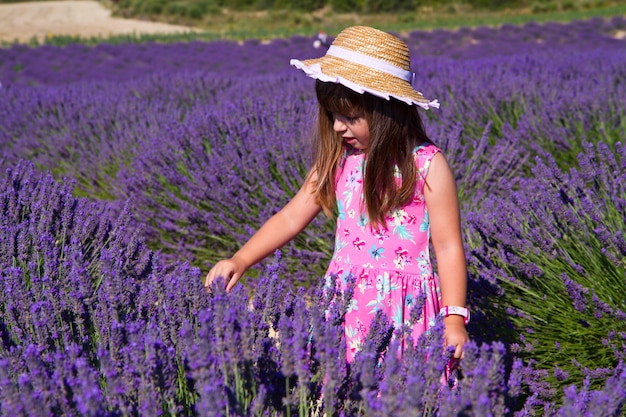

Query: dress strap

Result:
[413,142,441,182]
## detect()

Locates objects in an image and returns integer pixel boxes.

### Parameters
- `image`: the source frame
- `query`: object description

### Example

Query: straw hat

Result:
[290,26,439,109]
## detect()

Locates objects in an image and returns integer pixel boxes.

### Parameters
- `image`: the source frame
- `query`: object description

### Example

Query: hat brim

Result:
[290,56,440,110]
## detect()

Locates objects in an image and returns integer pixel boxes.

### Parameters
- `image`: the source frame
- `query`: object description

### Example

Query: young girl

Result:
[206,26,469,363]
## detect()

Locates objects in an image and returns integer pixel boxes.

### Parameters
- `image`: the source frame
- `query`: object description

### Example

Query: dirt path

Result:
[0,0,198,43]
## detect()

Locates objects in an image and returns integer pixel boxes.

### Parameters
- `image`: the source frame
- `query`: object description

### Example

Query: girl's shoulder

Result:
[412,143,441,181]
[412,142,441,161]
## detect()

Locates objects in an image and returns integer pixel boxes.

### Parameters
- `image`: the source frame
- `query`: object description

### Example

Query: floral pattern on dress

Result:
[325,143,443,362]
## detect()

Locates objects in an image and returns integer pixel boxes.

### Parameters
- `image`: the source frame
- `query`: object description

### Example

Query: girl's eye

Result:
[334,114,360,123]
[332,113,362,124]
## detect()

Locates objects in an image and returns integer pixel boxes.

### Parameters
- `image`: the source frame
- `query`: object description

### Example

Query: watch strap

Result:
[440,306,470,325]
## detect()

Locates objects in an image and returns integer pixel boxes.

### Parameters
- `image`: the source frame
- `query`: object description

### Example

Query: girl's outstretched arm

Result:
[205,169,322,292]
[424,152,469,359]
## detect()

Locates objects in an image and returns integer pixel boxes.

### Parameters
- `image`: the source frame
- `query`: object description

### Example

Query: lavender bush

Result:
[0,161,527,416]
[1,16,626,415]
[465,141,626,403]
[0,161,623,415]
[0,160,211,415]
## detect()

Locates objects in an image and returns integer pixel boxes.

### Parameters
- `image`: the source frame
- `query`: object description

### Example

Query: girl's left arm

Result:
[424,152,469,359]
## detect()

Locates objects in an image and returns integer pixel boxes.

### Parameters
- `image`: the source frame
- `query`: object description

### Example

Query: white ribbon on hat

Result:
[326,45,414,82]
[290,48,440,109]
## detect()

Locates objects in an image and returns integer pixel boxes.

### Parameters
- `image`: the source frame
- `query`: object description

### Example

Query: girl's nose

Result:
[333,118,346,132]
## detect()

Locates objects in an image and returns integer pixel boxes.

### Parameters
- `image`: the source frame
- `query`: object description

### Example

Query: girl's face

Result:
[332,112,370,150]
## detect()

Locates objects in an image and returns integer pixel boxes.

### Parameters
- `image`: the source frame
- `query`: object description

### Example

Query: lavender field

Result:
[0,16,625,416]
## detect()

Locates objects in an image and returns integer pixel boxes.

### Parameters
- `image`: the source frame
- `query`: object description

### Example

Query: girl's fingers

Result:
[205,265,238,292]
[454,343,464,359]
[205,269,220,287]
[205,267,226,288]
[444,338,465,359]
[225,273,240,293]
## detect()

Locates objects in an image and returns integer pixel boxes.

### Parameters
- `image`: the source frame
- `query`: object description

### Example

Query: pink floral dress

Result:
[325,143,442,362]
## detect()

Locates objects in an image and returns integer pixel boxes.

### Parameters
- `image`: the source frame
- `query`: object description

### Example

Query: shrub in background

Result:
[109,0,621,20]
[164,0,221,19]
[362,0,417,13]
[329,0,362,13]
[271,0,325,11]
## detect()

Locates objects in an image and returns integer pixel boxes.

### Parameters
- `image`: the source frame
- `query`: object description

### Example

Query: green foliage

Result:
[177,0,255,6]
[329,0,361,13]
[129,0,168,14]
[362,0,417,13]
[111,0,621,22]
[531,1,560,14]
[2,3,609,47]
[464,0,520,8]
[164,0,220,18]
[288,0,326,11]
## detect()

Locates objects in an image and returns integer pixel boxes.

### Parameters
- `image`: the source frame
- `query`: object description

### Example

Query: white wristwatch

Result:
[439,306,470,325]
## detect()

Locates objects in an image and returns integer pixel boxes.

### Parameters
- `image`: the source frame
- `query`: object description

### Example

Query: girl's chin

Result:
[344,139,365,149]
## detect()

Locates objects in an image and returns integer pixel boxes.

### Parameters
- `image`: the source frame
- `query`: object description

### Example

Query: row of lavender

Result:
[1,17,625,415]
[1,16,624,86]
[1,161,623,416]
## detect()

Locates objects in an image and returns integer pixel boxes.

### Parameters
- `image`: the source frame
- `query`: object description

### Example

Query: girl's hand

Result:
[205,256,248,293]
[443,318,469,359]
[203,168,322,295]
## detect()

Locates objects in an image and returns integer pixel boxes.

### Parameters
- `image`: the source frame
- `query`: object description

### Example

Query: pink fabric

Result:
[325,143,442,362]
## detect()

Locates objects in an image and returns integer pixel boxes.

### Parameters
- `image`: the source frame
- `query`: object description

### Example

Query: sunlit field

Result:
[0,14,625,416]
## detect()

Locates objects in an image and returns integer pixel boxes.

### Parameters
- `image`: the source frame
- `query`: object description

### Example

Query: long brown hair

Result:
[312,80,432,228]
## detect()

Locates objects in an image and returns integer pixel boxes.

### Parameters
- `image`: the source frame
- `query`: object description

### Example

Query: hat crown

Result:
[331,26,411,72]
[289,25,439,109]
